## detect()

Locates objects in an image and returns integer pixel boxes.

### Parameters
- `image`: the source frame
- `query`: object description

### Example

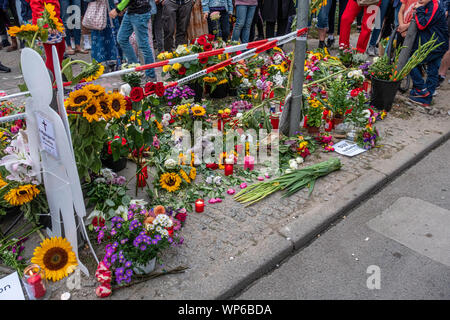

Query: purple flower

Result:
[140,245,147,251]
[125,261,132,268]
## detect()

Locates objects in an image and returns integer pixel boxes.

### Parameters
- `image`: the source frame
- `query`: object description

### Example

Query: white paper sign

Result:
[333,140,367,157]
[0,272,26,300]
[36,112,59,159]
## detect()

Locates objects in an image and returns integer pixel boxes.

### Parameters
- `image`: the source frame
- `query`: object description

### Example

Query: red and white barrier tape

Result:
[0,28,307,123]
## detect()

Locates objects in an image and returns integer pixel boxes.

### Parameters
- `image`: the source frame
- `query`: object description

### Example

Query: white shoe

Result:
[83,35,91,50]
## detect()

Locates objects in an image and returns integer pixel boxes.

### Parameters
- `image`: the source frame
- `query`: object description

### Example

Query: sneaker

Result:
[367,45,377,56]
[408,95,431,108]
[436,75,445,89]
[0,62,11,73]
[409,88,430,98]
[1,39,11,48]
[84,39,91,50]
[318,41,326,49]
[326,37,335,48]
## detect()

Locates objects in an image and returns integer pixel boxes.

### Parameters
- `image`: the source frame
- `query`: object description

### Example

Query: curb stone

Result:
[222,125,450,299]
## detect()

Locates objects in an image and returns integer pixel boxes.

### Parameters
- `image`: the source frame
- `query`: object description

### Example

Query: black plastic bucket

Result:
[188,82,203,102]
[370,77,401,112]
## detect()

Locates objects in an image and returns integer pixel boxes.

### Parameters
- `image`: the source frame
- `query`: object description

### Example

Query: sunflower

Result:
[44,3,64,33]
[83,84,105,98]
[176,104,189,116]
[108,92,127,118]
[280,61,289,73]
[179,169,191,183]
[83,63,105,83]
[31,237,78,282]
[67,88,93,109]
[159,172,182,192]
[191,105,206,117]
[0,175,7,189]
[4,184,40,206]
[82,98,102,122]
[189,167,197,180]
[218,79,228,85]
[7,26,21,37]
[97,95,112,120]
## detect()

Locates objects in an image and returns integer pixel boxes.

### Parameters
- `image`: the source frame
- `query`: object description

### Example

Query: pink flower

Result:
[208,198,217,204]
[257,176,264,181]
[227,188,235,195]
[215,198,222,203]
[240,183,247,189]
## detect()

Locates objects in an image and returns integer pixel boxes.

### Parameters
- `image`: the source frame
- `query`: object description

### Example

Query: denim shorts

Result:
[317,0,333,29]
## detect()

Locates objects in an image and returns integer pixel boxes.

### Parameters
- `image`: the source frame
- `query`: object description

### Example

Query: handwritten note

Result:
[333,140,367,157]
[0,272,25,300]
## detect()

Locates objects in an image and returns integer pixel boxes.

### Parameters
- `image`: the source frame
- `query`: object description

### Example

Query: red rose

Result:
[155,82,165,97]
[206,163,219,170]
[197,36,207,46]
[124,96,133,110]
[144,82,155,94]
[166,226,174,237]
[129,87,144,102]
[92,216,105,228]
[199,57,209,64]
[175,212,187,222]
[203,43,212,51]
[207,34,215,41]
[178,66,186,75]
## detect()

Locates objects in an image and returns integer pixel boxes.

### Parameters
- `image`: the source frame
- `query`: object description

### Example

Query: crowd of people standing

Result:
[0,0,449,105]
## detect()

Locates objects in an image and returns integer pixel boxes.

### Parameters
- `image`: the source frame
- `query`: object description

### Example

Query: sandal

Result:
[75,48,89,54]
[66,48,75,55]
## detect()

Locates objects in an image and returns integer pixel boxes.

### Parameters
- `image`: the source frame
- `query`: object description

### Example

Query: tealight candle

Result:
[195,199,205,213]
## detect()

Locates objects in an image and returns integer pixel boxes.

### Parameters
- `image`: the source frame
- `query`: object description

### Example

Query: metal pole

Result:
[289,0,309,136]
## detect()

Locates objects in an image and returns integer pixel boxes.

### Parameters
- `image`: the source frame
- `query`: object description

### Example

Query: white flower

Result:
[236,112,243,118]
[285,169,293,174]
[164,158,177,169]
[213,176,222,185]
[120,83,131,96]
[273,72,284,86]
[175,45,188,56]
[295,157,304,164]
[162,113,171,122]
[362,109,372,118]
[289,159,298,170]
[130,199,148,207]
[161,229,169,238]
[115,205,128,220]
[348,70,355,78]
[0,132,40,184]
[373,56,379,63]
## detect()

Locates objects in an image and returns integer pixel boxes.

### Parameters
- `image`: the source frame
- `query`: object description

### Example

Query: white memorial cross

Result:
[21,48,97,277]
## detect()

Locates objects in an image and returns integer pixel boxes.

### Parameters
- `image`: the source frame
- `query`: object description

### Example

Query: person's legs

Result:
[339,0,360,48]
[266,21,275,39]
[153,2,164,52]
[250,0,264,41]
[356,4,377,53]
[338,0,348,36]
[162,0,177,51]
[368,0,390,47]
[426,57,442,96]
[438,17,450,80]
[174,0,193,47]
[131,12,155,78]
[60,0,73,48]
[231,5,247,42]
[72,0,82,47]
[118,12,139,64]
[220,10,230,41]
[241,5,256,43]
[44,41,66,78]
[410,65,426,91]
[317,0,332,47]
[328,0,337,35]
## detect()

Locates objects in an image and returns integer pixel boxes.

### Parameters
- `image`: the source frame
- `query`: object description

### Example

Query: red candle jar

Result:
[270,113,280,130]
[23,264,48,300]
[224,159,234,176]
[244,156,255,171]
[195,199,205,213]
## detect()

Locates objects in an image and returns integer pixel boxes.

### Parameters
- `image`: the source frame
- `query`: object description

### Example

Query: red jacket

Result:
[29,0,62,25]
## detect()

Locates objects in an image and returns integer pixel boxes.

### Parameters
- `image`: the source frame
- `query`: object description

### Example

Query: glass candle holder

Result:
[195,199,205,213]
[22,264,50,300]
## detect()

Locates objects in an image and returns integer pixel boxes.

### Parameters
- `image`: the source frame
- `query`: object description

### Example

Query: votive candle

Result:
[195,199,205,213]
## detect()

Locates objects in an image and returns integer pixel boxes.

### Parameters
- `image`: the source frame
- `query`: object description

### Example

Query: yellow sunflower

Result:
[176,104,189,116]
[159,172,182,192]
[83,84,105,98]
[7,26,21,37]
[67,88,93,109]
[280,61,289,73]
[4,184,40,206]
[82,98,102,122]
[108,92,127,118]
[179,169,191,183]
[97,95,112,120]
[218,79,228,85]
[189,167,197,180]
[31,237,78,282]
[83,63,105,82]
[191,105,206,117]
[0,175,7,189]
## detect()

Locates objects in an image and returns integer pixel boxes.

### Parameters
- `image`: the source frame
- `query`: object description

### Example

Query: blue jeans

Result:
[369,0,390,47]
[207,11,230,41]
[232,5,257,43]
[410,57,442,101]
[117,12,155,78]
[317,0,333,29]
[60,0,82,46]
